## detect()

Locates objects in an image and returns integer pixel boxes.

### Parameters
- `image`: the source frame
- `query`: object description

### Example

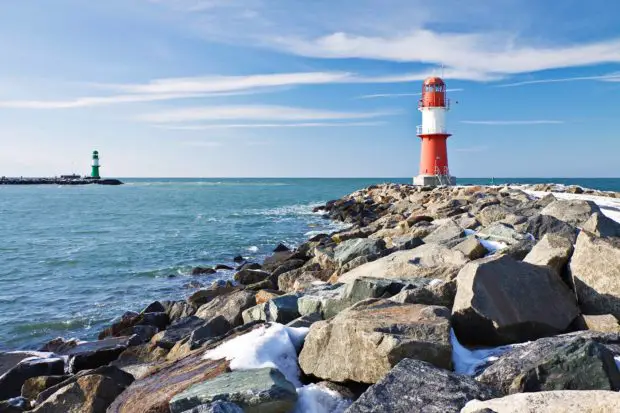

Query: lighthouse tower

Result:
[413,77,456,186]
[91,150,101,180]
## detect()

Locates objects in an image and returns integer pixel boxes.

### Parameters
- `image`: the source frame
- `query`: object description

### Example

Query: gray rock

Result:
[195,290,256,327]
[582,212,620,237]
[297,284,350,319]
[452,255,579,346]
[188,316,234,348]
[0,356,65,400]
[423,219,465,247]
[391,235,424,251]
[156,316,229,350]
[299,299,452,383]
[285,313,322,328]
[31,373,130,413]
[334,238,386,266]
[541,199,602,227]
[390,280,456,308]
[272,259,306,277]
[179,401,244,413]
[462,390,620,413]
[186,281,238,308]
[346,359,499,413]
[338,243,468,284]
[168,368,297,413]
[570,231,620,317]
[477,223,526,245]
[162,300,197,322]
[525,214,578,242]
[241,294,300,324]
[233,269,271,285]
[476,332,620,395]
[500,237,537,260]
[21,375,70,400]
[453,237,488,260]
[475,204,511,226]
[534,193,557,208]
[523,234,574,277]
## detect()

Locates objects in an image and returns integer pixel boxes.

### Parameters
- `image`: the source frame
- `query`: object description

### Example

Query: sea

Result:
[1,177,619,350]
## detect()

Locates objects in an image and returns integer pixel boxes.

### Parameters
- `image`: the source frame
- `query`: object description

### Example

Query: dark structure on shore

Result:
[0,150,123,185]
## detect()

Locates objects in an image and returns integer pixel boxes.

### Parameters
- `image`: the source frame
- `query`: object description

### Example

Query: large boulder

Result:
[570,231,620,317]
[523,233,574,277]
[582,314,620,333]
[168,368,297,413]
[195,290,256,327]
[338,244,468,284]
[476,332,620,394]
[178,401,243,412]
[541,199,601,227]
[187,281,238,308]
[452,255,579,346]
[0,356,65,400]
[462,390,620,413]
[31,374,130,413]
[107,324,262,413]
[297,284,350,319]
[333,238,386,266]
[154,316,230,350]
[582,212,620,237]
[162,300,197,323]
[21,375,70,400]
[233,269,271,286]
[474,204,511,226]
[422,219,465,247]
[346,359,499,413]
[241,294,300,324]
[525,214,578,242]
[299,299,452,383]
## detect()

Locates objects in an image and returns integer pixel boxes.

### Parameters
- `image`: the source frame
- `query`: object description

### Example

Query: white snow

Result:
[615,355,620,373]
[203,322,307,387]
[463,229,476,236]
[203,322,352,412]
[450,329,518,376]
[524,190,620,224]
[478,238,508,254]
[294,384,352,413]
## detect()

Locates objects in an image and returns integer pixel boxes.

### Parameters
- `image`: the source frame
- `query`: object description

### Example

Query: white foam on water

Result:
[450,329,517,376]
[524,190,620,224]
[203,323,352,412]
[294,384,352,413]
[247,246,259,253]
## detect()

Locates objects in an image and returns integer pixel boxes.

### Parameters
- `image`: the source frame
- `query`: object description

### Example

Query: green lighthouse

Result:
[91,150,101,179]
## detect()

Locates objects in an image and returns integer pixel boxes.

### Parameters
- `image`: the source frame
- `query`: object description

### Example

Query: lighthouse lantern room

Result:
[91,150,101,180]
[413,77,456,186]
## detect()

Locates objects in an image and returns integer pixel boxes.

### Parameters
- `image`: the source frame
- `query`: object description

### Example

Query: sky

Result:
[0,0,619,178]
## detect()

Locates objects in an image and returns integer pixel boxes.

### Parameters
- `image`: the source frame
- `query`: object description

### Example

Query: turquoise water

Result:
[1,178,619,350]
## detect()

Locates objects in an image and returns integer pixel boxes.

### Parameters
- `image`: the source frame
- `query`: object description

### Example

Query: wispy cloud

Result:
[358,88,464,99]
[495,73,620,88]
[137,105,399,123]
[0,71,477,110]
[273,30,620,78]
[460,120,564,125]
[156,121,386,130]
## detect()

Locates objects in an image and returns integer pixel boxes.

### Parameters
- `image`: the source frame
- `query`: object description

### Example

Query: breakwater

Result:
[0,177,123,185]
[2,182,620,412]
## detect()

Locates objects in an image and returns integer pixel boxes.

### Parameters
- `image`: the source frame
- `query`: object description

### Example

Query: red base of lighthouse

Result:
[413,133,456,186]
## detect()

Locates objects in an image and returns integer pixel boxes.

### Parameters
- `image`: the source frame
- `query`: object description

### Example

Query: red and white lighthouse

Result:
[413,77,456,186]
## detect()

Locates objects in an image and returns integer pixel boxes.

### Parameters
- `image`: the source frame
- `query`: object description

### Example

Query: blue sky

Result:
[0,0,619,178]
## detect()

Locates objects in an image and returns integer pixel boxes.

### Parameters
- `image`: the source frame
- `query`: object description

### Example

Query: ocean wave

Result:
[126,181,292,187]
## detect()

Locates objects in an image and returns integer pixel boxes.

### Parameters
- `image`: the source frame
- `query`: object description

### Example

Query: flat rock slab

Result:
[541,199,601,227]
[346,359,499,413]
[0,356,65,400]
[461,390,620,413]
[452,255,579,346]
[299,299,452,384]
[62,335,140,373]
[476,332,620,395]
[338,244,468,284]
[169,368,297,413]
[570,231,620,318]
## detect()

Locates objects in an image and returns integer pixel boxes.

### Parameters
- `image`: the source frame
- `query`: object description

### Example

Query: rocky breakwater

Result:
[2,183,620,412]
[0,177,123,185]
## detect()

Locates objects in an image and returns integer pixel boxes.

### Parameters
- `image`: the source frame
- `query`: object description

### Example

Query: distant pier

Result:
[0,177,123,185]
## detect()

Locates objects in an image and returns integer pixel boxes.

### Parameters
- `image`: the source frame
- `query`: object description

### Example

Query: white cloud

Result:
[156,121,386,130]
[137,105,399,123]
[274,30,620,77]
[495,73,620,87]
[460,120,564,125]
[358,88,464,99]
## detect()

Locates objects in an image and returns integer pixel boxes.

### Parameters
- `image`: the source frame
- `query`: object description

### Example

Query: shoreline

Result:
[2,182,620,412]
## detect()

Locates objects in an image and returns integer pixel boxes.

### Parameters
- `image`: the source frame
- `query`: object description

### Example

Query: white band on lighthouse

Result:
[93,159,99,167]
[420,107,448,135]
